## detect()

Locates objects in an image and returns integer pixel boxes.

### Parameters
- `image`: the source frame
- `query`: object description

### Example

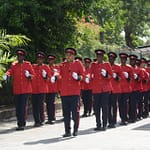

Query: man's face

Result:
[84,62,90,68]
[48,59,55,65]
[140,62,146,68]
[65,53,74,62]
[36,57,44,65]
[17,54,25,62]
[120,57,127,65]
[130,59,136,66]
[108,56,115,64]
[96,54,104,63]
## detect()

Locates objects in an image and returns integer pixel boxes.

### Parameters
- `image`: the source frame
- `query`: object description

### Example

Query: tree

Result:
[0,29,30,105]
[122,0,150,48]
[85,0,150,48]
[87,0,125,46]
[0,0,94,61]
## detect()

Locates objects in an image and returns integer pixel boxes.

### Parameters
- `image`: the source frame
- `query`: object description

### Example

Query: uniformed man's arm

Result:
[3,63,14,81]
[26,63,35,80]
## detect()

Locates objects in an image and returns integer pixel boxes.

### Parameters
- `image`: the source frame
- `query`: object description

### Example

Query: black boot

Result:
[63,132,71,137]
[73,128,78,136]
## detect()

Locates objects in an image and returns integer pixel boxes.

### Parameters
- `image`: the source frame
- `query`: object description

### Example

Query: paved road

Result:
[0,110,150,150]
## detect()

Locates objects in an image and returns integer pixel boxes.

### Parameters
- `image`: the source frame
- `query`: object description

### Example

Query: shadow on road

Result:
[132,123,150,131]
[24,136,75,145]
[0,124,37,135]
[23,127,101,145]
[0,127,16,134]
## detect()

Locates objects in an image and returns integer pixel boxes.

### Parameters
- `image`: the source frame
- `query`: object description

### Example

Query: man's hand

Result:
[2,74,7,81]
[101,69,108,77]
[51,76,57,83]
[85,75,90,84]
[42,69,47,79]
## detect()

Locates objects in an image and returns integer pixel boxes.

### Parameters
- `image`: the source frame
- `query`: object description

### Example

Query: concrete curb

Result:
[0,103,62,121]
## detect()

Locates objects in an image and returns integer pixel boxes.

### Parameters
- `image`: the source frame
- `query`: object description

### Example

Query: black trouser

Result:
[61,95,80,133]
[81,90,92,115]
[128,91,139,121]
[118,93,130,122]
[93,92,109,128]
[14,94,29,127]
[108,93,120,125]
[137,92,143,119]
[32,94,45,124]
[142,91,149,118]
[46,93,56,121]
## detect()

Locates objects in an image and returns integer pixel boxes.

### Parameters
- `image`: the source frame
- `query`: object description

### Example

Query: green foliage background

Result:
[0,0,149,106]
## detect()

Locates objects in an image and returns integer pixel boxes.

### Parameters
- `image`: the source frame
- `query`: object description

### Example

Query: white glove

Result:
[91,74,94,79]
[53,69,59,76]
[25,70,31,78]
[85,77,90,84]
[123,72,129,79]
[72,72,78,80]
[42,69,47,78]
[3,74,7,81]
[51,76,56,83]
[134,73,138,80]
[101,69,107,77]
[113,73,117,79]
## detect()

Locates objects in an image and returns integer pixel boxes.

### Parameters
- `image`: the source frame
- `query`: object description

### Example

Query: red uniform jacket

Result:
[120,64,133,93]
[131,66,143,91]
[81,67,92,90]
[32,64,51,94]
[141,68,149,92]
[90,62,113,94]
[59,60,84,96]
[47,65,60,93]
[6,61,35,95]
[110,64,122,94]
[146,67,150,90]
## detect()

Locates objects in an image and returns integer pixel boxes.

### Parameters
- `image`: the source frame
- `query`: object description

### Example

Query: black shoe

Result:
[73,129,78,136]
[88,113,91,116]
[45,120,55,125]
[82,114,88,117]
[34,123,41,127]
[136,117,143,121]
[63,132,71,137]
[94,127,101,131]
[128,119,136,123]
[73,131,78,136]
[108,124,116,128]
[108,124,112,128]
[92,112,95,116]
[40,122,45,126]
[143,115,148,119]
[120,121,128,126]
[101,126,107,131]
[16,126,24,131]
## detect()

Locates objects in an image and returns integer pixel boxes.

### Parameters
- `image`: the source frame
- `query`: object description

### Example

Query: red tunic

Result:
[131,66,143,91]
[141,68,149,92]
[90,61,113,94]
[59,60,84,96]
[110,64,122,94]
[47,65,60,93]
[6,61,35,95]
[32,64,51,94]
[81,67,92,90]
[146,67,150,90]
[119,64,133,93]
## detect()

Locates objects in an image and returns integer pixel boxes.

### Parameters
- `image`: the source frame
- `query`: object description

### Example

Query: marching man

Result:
[3,49,35,130]
[59,48,84,137]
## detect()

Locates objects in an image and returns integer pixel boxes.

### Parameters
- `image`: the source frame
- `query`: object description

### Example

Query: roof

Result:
[135,45,150,58]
